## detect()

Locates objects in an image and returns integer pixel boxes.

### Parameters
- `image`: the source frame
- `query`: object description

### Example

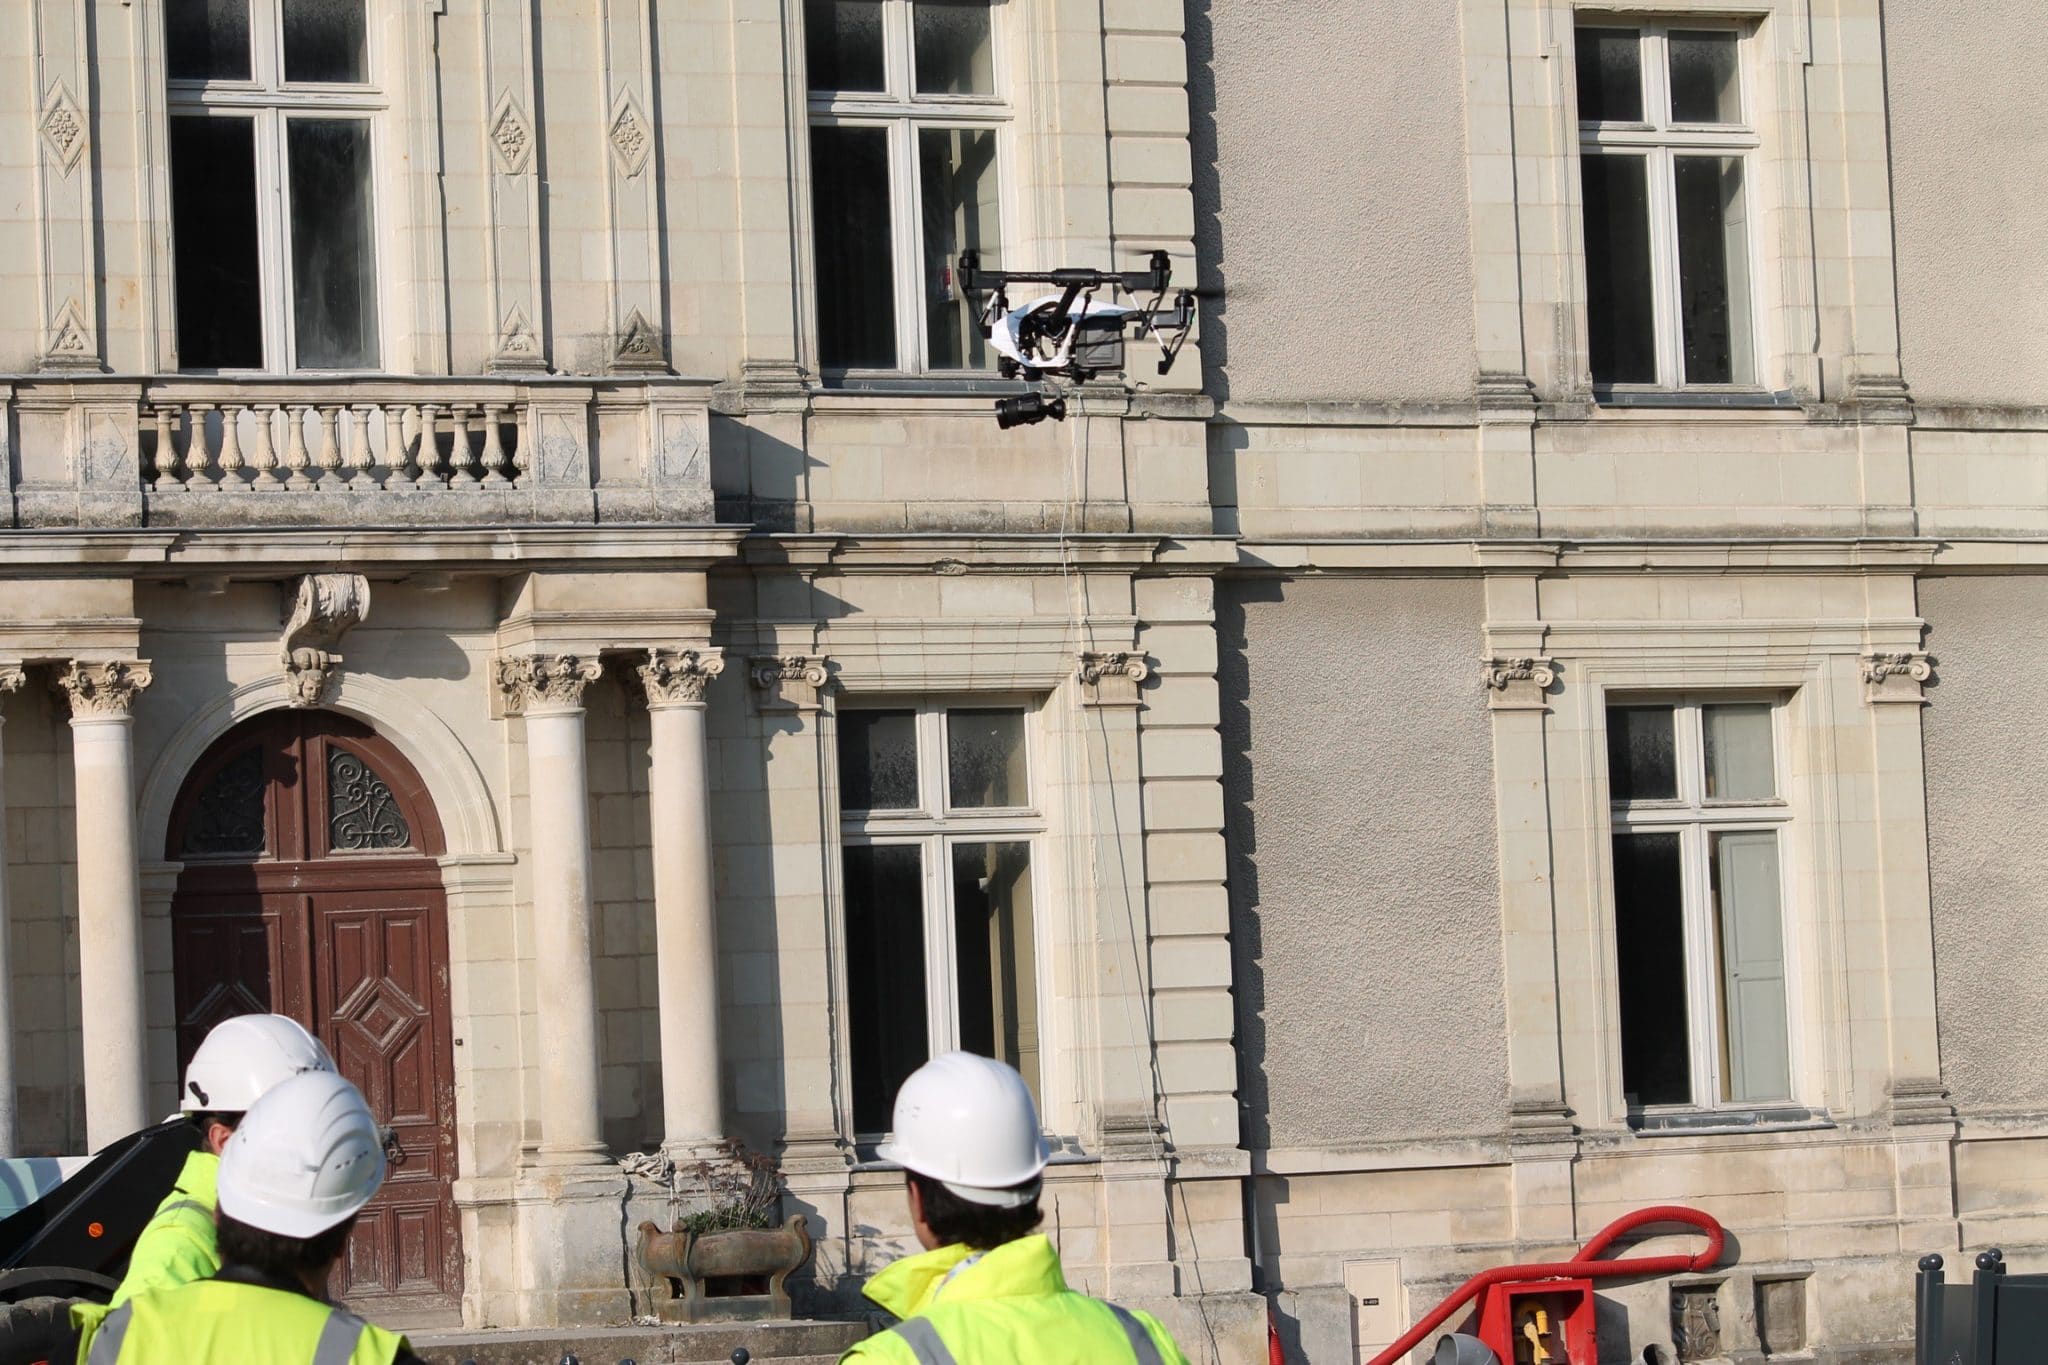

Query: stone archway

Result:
[166,709,462,1316]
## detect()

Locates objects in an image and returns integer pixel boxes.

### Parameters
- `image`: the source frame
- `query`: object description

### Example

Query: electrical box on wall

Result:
[1346,1258,1407,1363]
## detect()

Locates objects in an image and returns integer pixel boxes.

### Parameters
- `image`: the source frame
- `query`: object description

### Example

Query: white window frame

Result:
[1606,692,1799,1115]
[803,0,1012,375]
[838,698,1050,1140]
[165,0,387,374]
[1574,18,1762,392]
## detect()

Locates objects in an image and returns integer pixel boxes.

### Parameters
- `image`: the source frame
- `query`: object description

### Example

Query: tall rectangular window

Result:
[838,702,1043,1135]
[166,0,382,371]
[1576,23,1757,391]
[1608,698,1792,1112]
[806,0,1006,373]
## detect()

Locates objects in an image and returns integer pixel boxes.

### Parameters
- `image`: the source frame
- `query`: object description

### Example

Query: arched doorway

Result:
[167,710,461,1315]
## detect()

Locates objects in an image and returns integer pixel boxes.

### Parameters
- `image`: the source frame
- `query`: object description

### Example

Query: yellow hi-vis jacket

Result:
[74,1277,409,1365]
[839,1234,1190,1365]
[109,1150,220,1307]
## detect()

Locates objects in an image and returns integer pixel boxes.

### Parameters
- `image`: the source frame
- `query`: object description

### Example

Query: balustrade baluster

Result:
[480,405,512,489]
[283,406,314,490]
[185,404,219,492]
[413,404,445,488]
[315,406,344,488]
[382,404,413,486]
[448,404,481,489]
[218,406,247,490]
[345,407,376,488]
[249,406,282,489]
[150,406,182,492]
[512,403,532,488]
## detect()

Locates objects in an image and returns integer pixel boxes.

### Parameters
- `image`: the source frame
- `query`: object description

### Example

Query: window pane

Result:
[170,116,264,370]
[1669,32,1742,124]
[1575,28,1643,122]
[845,845,929,1133]
[811,125,899,368]
[1613,831,1692,1107]
[1607,705,1678,802]
[282,0,368,83]
[914,2,995,96]
[1703,704,1775,800]
[1712,831,1790,1103]
[805,0,885,92]
[287,119,379,368]
[952,842,1039,1104]
[947,709,1026,808]
[1581,155,1657,385]
[167,0,252,80]
[839,709,919,810]
[919,126,1001,368]
[1675,156,1754,386]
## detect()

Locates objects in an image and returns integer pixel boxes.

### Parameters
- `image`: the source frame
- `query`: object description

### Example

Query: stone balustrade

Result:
[143,394,526,494]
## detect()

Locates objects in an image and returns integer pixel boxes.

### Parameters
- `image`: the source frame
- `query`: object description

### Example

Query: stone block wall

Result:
[3,683,81,1154]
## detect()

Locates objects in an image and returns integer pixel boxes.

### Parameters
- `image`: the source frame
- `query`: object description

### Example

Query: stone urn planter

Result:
[636,1213,814,1323]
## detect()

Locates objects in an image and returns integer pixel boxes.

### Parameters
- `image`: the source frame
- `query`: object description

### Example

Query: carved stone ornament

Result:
[639,647,725,708]
[39,82,86,174]
[0,666,25,699]
[1077,651,1150,707]
[749,655,829,713]
[1862,650,1933,703]
[1671,1285,1722,1362]
[1484,656,1558,711]
[494,305,545,371]
[608,92,653,176]
[44,297,98,372]
[614,308,666,371]
[496,653,605,714]
[488,92,534,174]
[280,574,370,708]
[57,660,153,719]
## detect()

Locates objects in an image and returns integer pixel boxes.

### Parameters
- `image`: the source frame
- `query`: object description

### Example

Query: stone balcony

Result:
[2,375,716,528]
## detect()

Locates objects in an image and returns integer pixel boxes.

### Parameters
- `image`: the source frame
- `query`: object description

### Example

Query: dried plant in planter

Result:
[678,1140,783,1234]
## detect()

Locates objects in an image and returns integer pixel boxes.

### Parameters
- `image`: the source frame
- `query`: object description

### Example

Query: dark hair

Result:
[216,1211,358,1288]
[189,1112,241,1137]
[908,1172,1042,1251]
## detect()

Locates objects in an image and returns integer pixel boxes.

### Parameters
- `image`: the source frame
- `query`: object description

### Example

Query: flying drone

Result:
[956,249,1198,427]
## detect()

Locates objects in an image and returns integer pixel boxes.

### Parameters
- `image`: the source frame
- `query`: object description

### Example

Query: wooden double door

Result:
[167,711,461,1315]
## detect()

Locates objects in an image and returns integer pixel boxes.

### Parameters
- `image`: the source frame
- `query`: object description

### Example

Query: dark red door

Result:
[168,712,461,1314]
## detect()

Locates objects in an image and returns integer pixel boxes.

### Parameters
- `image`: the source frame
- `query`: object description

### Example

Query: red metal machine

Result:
[1365,1205,1727,1365]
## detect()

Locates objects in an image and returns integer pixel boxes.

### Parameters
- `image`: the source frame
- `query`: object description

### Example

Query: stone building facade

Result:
[0,0,2040,1362]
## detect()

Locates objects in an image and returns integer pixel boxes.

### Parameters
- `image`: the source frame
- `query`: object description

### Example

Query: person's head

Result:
[183,1014,336,1155]
[214,1070,385,1297]
[877,1052,1049,1252]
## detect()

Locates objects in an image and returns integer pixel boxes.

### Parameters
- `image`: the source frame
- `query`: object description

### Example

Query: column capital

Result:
[0,664,26,698]
[1483,656,1557,711]
[639,647,724,709]
[496,652,604,714]
[1077,651,1150,707]
[1862,650,1933,704]
[749,655,829,712]
[58,660,152,720]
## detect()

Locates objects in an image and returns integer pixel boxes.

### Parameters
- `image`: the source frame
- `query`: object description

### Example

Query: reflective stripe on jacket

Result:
[839,1235,1190,1365]
[75,1278,408,1365]
[109,1149,221,1307]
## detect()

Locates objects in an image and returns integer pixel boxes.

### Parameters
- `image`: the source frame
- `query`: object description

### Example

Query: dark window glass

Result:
[946,709,1025,809]
[811,125,899,368]
[182,747,267,857]
[167,0,252,81]
[919,126,1000,368]
[952,842,1039,1104]
[1613,831,1692,1107]
[328,748,412,851]
[170,116,264,369]
[287,118,379,368]
[282,0,368,83]
[1575,28,1643,122]
[1668,31,1741,124]
[1607,705,1678,802]
[845,844,928,1132]
[1581,154,1657,385]
[805,0,886,92]
[914,2,995,95]
[1674,155,1752,385]
[838,709,919,810]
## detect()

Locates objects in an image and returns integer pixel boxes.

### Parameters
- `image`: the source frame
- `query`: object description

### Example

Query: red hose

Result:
[1363,1205,1726,1365]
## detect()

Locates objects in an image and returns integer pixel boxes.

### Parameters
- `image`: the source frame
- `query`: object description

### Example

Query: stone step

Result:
[409,1317,869,1365]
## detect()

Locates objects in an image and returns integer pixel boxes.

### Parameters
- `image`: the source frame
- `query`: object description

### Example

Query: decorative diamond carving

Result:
[608,92,653,176]
[39,83,86,174]
[489,92,534,174]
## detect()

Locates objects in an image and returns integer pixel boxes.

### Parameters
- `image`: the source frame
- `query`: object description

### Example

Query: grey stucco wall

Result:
[1220,577,1508,1148]
[1920,576,2048,1114]
[1186,0,1477,404]
[1885,1,2048,408]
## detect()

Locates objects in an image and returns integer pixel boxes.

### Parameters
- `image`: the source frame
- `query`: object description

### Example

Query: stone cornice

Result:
[57,659,152,718]
[496,653,604,714]
[638,647,724,708]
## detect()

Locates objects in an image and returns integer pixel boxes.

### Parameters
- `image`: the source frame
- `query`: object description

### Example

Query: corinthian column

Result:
[60,660,152,1150]
[0,665,26,1156]
[638,648,726,1156]
[497,652,608,1162]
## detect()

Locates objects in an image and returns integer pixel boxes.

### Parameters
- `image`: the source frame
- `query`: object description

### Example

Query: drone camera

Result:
[994,393,1068,429]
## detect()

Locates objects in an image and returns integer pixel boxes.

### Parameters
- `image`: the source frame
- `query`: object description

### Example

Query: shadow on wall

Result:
[1183,0,1233,405]
[1215,579,1281,1149]
[710,414,821,532]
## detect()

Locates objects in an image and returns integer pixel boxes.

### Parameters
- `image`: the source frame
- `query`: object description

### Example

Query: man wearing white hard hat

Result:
[840,1051,1189,1365]
[108,1013,337,1308]
[73,1069,422,1365]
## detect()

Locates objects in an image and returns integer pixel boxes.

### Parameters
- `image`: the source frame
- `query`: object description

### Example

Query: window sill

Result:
[1627,1106,1833,1136]
[1591,388,1803,411]
[817,374,1035,397]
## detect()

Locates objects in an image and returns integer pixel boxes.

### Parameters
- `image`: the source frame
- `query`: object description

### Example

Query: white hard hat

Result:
[877,1052,1049,1208]
[183,1013,336,1114]
[216,1070,385,1239]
